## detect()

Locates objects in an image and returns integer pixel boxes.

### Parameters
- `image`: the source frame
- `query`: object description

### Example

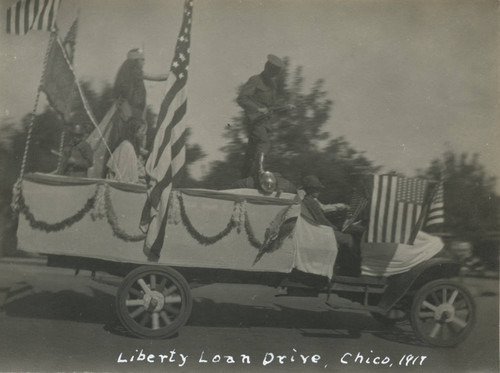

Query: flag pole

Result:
[11,30,58,213]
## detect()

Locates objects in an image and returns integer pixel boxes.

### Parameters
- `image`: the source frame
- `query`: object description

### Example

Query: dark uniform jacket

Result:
[62,141,94,177]
[237,73,277,128]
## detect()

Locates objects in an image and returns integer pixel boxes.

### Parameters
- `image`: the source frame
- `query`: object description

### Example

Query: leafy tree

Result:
[418,151,499,267]
[203,58,378,202]
[418,151,498,238]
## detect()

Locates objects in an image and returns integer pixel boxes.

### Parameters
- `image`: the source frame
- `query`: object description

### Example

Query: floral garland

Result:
[167,190,182,225]
[17,187,96,232]
[175,191,265,249]
[244,210,263,249]
[90,184,107,221]
[14,181,145,242]
[177,192,237,245]
[15,181,274,248]
[10,179,22,214]
[232,199,246,234]
[102,183,146,242]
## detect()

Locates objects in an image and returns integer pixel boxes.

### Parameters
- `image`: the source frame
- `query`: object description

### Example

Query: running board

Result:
[325,301,382,313]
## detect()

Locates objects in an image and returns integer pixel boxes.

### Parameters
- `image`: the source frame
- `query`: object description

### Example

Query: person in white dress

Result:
[106,118,147,184]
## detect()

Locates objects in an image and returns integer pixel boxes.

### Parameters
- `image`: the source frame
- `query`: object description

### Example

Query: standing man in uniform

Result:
[237,54,292,178]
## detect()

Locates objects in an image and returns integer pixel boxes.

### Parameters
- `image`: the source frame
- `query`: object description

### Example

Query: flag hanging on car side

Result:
[367,174,435,245]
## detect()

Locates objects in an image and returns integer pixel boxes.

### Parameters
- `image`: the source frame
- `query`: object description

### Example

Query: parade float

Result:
[10,0,474,346]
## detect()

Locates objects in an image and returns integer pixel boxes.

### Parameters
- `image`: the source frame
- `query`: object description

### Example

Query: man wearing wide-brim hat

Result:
[237,54,294,178]
[300,175,331,226]
[300,175,361,276]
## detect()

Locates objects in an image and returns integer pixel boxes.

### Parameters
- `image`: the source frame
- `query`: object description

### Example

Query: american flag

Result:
[141,0,193,259]
[6,0,60,35]
[367,174,434,245]
[425,180,444,228]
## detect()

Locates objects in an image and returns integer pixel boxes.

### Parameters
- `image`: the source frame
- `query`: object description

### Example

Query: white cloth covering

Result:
[361,231,444,276]
[107,140,140,183]
[293,216,338,279]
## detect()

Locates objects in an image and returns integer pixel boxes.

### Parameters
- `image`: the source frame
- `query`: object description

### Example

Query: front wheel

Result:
[116,266,192,339]
[410,279,475,347]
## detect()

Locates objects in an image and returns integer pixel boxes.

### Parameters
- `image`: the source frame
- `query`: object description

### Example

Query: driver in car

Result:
[300,175,361,276]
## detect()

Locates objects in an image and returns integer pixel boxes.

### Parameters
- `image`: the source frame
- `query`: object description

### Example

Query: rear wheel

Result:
[116,266,192,339]
[410,279,475,347]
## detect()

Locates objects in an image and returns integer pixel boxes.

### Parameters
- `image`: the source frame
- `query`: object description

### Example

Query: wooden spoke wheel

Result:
[116,266,192,339]
[410,279,475,347]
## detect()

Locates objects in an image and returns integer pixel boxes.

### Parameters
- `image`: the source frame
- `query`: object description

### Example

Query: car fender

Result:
[377,257,461,313]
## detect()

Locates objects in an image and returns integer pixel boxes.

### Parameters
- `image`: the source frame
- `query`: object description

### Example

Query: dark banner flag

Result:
[41,33,77,121]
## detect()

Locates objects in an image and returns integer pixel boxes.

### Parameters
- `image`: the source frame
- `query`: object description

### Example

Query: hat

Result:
[127,48,144,60]
[259,171,277,193]
[71,124,86,135]
[302,175,324,189]
[267,54,285,69]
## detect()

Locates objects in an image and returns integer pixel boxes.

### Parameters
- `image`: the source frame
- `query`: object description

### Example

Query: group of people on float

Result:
[60,48,167,183]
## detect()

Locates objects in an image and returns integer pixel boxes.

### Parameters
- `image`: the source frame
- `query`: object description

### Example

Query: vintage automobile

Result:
[14,172,475,347]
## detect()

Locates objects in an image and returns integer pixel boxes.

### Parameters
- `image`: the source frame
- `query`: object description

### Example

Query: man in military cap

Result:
[237,54,293,178]
[60,124,94,177]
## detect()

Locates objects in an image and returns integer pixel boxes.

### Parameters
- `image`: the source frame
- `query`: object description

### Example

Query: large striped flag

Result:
[367,174,435,245]
[425,179,444,228]
[6,0,60,35]
[141,0,193,260]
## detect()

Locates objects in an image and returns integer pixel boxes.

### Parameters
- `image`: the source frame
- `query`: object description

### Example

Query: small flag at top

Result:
[6,0,61,35]
[141,0,193,260]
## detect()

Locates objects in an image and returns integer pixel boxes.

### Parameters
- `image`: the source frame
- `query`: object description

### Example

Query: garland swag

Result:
[13,182,273,249]
[13,182,145,242]
[17,188,96,232]
[102,184,146,242]
[175,192,263,249]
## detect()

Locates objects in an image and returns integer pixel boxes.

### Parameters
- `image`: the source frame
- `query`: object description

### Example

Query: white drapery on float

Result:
[16,174,442,279]
[16,174,339,277]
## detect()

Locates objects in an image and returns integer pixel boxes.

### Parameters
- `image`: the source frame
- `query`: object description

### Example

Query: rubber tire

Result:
[116,266,192,339]
[410,279,475,347]
[371,308,408,325]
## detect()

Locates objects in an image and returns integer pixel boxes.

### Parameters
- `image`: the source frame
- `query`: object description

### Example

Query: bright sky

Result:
[1,0,498,187]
